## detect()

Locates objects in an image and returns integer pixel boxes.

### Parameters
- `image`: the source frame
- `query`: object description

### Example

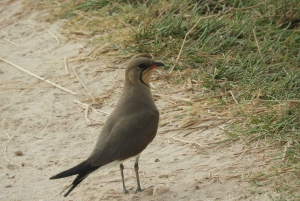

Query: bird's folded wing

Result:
[88,109,159,167]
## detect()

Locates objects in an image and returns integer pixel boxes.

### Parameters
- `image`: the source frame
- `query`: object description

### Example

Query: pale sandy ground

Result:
[0,1,283,201]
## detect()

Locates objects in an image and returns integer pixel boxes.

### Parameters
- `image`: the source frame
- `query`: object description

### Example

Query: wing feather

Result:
[88,108,159,166]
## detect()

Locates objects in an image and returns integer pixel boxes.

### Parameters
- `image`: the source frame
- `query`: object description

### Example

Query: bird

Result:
[49,57,165,197]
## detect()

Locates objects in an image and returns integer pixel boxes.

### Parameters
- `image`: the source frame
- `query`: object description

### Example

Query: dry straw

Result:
[0,57,77,95]
[4,131,13,163]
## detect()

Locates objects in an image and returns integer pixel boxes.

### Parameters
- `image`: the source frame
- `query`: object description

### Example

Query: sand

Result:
[1,1,279,200]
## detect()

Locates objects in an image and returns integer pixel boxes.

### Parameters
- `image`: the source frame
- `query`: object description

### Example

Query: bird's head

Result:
[125,57,165,87]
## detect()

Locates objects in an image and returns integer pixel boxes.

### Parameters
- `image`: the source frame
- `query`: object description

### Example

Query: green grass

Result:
[27,0,300,197]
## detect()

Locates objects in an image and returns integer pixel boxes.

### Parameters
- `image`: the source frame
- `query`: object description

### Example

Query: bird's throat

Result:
[139,69,152,87]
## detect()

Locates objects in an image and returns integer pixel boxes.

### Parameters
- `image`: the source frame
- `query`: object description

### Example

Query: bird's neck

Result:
[122,84,153,102]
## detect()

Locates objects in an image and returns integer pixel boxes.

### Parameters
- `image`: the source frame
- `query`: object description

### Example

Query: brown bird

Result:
[50,57,164,197]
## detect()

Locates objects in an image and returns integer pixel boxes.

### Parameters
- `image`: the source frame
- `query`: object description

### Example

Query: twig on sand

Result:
[47,30,60,44]
[87,122,104,126]
[74,100,110,115]
[154,93,193,103]
[4,131,13,163]
[72,67,95,101]
[85,104,91,124]
[80,101,95,132]
[4,38,20,47]
[0,57,77,95]
[74,100,89,109]
[168,137,204,148]
[74,100,105,131]
[64,57,69,75]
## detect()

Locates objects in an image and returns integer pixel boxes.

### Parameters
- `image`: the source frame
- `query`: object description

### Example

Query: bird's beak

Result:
[150,62,165,69]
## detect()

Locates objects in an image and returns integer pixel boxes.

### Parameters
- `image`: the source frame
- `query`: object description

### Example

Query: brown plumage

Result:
[49,57,164,197]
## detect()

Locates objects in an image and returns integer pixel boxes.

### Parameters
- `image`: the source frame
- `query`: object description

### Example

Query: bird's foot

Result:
[135,187,143,193]
[135,185,154,194]
[123,187,133,194]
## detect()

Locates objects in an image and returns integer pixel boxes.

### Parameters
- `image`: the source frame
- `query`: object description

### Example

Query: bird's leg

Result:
[134,155,154,193]
[120,164,128,194]
[134,155,143,193]
[134,162,143,193]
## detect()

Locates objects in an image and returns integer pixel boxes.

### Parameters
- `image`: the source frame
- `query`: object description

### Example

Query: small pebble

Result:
[15,150,23,156]
[155,159,160,162]
[8,175,15,179]
[35,163,43,170]
[153,184,170,195]
[6,164,17,170]
[5,185,12,188]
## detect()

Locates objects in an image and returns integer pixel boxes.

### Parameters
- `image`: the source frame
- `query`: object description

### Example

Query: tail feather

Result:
[62,172,90,197]
[50,161,99,197]
[49,161,98,179]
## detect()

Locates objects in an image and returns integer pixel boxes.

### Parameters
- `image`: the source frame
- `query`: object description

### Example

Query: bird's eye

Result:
[137,64,148,70]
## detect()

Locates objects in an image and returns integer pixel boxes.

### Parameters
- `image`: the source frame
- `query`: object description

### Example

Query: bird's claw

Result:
[135,185,154,194]
[135,187,143,193]
[123,187,133,194]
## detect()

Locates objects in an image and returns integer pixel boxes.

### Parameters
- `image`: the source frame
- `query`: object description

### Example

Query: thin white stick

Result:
[169,14,218,74]
[235,147,250,161]
[44,49,51,57]
[64,57,69,75]
[229,90,238,104]
[74,99,89,108]
[168,137,204,148]
[85,104,91,124]
[27,19,36,29]
[4,38,20,47]
[154,93,193,103]
[74,100,110,115]
[87,122,104,126]
[72,67,95,101]
[0,57,77,95]
[4,131,13,163]
[47,30,60,44]
[93,108,110,115]
[74,100,96,132]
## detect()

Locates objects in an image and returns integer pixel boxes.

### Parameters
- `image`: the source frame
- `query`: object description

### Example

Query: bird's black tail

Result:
[49,161,99,197]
